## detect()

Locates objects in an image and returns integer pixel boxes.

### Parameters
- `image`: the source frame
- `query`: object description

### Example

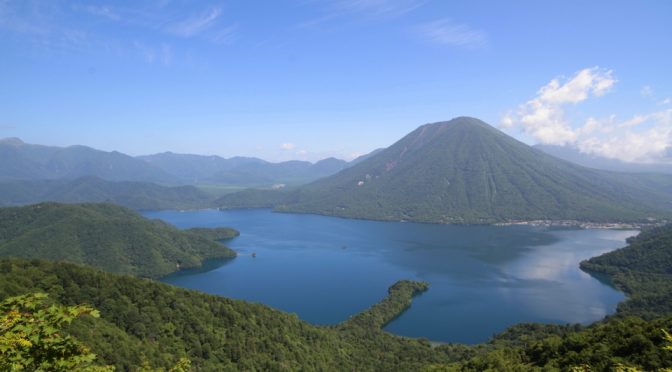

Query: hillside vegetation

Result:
[581,223,672,318]
[1,205,671,370]
[0,259,453,370]
[0,203,236,278]
[1,258,671,371]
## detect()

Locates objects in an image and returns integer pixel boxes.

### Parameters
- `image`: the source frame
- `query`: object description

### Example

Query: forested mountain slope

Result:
[0,203,236,278]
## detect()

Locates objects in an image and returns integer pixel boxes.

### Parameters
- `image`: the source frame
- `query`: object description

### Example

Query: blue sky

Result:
[1,0,671,162]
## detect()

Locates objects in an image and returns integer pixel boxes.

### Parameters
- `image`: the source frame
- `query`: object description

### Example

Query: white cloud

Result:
[641,85,654,98]
[416,19,486,48]
[298,0,424,28]
[329,0,425,17]
[84,5,120,21]
[502,67,672,163]
[168,7,222,37]
[659,97,671,106]
[133,41,172,65]
[280,143,296,150]
[576,110,672,163]
[502,67,615,145]
[211,23,238,45]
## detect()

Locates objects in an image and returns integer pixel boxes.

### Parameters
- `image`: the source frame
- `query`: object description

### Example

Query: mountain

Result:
[350,148,386,165]
[0,203,236,278]
[218,117,672,223]
[139,152,349,186]
[137,152,266,183]
[0,138,350,187]
[535,144,672,174]
[0,138,175,183]
[0,176,213,210]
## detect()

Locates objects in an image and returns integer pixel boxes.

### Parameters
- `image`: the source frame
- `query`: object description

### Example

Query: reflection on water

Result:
[144,209,634,344]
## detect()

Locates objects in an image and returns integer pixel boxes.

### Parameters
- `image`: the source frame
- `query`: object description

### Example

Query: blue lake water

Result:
[143,209,633,344]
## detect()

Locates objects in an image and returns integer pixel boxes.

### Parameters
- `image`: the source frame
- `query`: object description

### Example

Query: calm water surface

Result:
[144,209,633,344]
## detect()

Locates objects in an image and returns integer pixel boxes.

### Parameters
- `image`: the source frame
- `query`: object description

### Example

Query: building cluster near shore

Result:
[495,219,668,229]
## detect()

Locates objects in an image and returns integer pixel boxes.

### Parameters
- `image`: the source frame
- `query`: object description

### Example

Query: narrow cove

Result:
[145,209,633,344]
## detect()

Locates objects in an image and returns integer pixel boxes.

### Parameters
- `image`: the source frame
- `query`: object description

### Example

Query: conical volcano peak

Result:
[0,137,25,146]
[424,116,490,129]
[227,117,672,224]
[388,116,508,159]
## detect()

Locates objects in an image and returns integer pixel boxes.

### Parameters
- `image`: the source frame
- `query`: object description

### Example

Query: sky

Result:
[1,0,671,163]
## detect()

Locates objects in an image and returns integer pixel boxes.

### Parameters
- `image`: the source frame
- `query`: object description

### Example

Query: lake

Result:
[143,209,634,344]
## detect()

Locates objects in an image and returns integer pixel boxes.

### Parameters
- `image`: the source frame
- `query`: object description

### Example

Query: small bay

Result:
[144,209,632,344]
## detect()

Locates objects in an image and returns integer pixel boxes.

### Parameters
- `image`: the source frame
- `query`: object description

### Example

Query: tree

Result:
[0,292,113,371]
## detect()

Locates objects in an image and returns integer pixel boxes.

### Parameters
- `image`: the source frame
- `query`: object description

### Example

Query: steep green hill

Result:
[581,224,672,318]
[219,117,672,223]
[0,203,236,278]
[0,176,214,210]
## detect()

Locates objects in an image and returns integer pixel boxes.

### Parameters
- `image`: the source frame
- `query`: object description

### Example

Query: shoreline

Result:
[214,207,667,229]
[493,220,658,229]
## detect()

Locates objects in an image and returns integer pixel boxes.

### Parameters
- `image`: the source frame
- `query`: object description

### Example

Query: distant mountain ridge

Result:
[0,137,353,187]
[0,137,175,183]
[218,117,672,223]
[138,152,349,186]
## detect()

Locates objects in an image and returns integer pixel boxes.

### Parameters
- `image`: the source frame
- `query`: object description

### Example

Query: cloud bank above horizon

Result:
[502,67,672,164]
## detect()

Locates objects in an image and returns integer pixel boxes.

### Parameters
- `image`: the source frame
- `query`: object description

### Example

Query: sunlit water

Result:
[144,209,633,344]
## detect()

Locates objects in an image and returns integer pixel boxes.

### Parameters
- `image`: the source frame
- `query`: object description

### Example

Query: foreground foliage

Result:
[1,205,671,370]
[0,257,670,371]
[0,259,454,370]
[0,292,112,371]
